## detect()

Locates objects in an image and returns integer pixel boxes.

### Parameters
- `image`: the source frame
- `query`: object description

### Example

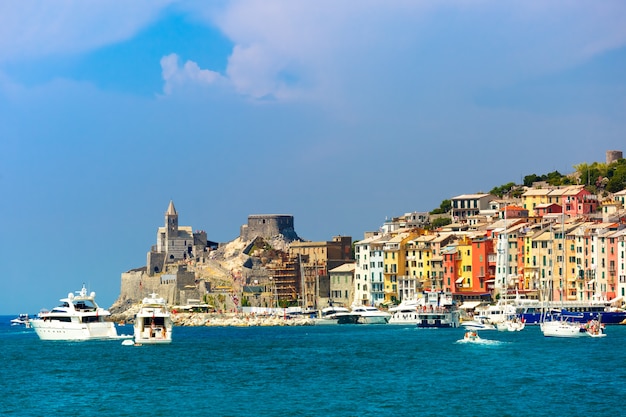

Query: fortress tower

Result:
[606,150,623,165]
[240,214,300,242]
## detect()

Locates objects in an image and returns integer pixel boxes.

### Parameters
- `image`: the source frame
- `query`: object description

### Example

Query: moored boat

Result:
[337,305,390,324]
[495,315,525,332]
[388,300,421,325]
[134,293,172,344]
[511,299,626,325]
[313,306,351,325]
[415,291,460,328]
[29,284,128,341]
[354,306,391,324]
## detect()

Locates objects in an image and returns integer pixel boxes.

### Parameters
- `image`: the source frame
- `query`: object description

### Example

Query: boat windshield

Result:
[73,301,96,311]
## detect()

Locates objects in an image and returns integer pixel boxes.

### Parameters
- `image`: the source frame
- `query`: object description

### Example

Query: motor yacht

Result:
[134,293,172,344]
[29,284,128,341]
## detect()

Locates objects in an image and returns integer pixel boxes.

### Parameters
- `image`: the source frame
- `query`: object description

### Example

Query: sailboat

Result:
[493,208,525,332]
[496,314,525,332]
[540,215,586,338]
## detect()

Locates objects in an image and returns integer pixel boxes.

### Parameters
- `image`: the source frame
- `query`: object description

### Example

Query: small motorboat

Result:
[464,331,480,342]
[10,314,31,327]
[584,319,607,338]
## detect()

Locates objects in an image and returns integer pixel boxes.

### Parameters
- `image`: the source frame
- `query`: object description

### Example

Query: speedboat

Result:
[583,319,606,338]
[10,313,31,327]
[29,284,128,341]
[134,293,172,344]
[463,331,481,342]
[461,318,496,331]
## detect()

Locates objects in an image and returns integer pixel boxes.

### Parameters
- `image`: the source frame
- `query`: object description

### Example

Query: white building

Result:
[354,234,386,306]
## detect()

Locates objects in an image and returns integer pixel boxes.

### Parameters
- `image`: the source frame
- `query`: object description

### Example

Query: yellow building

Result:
[521,188,552,217]
[455,236,473,292]
[405,235,431,284]
[383,231,417,303]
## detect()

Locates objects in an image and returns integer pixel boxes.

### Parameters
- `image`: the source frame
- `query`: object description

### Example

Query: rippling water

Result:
[1,316,625,417]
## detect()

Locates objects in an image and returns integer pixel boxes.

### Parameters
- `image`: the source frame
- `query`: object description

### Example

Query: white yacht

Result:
[338,305,390,324]
[11,313,31,327]
[30,284,127,341]
[134,294,172,344]
[388,300,421,325]
[473,302,518,325]
[313,306,351,325]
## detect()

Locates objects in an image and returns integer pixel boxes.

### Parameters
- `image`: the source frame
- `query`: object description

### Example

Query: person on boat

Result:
[150,319,156,338]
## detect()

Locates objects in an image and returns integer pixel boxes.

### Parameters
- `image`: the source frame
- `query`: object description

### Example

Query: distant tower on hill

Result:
[606,150,623,164]
[240,214,300,242]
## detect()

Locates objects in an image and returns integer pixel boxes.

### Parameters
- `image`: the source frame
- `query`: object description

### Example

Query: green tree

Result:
[431,217,452,229]
[430,199,451,214]
[489,182,517,197]
[606,160,626,192]
[523,174,540,187]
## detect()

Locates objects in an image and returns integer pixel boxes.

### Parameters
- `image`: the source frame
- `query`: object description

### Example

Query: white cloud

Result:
[181,0,626,103]
[0,0,173,62]
[160,53,224,95]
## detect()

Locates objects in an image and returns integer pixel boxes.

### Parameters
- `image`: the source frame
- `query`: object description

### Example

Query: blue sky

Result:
[1,1,625,314]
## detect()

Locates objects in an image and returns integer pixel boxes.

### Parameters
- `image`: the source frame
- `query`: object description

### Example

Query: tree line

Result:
[426,158,626,228]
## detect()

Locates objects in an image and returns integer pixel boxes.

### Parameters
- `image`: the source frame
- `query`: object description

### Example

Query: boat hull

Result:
[461,320,496,331]
[313,318,340,325]
[336,314,360,325]
[388,311,420,325]
[416,311,460,328]
[30,320,120,341]
[521,310,626,325]
[540,320,587,338]
[357,316,389,325]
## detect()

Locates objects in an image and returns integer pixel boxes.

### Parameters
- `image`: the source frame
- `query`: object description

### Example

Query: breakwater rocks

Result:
[172,312,315,327]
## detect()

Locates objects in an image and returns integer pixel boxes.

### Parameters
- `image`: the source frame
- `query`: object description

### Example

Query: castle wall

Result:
[120,268,201,306]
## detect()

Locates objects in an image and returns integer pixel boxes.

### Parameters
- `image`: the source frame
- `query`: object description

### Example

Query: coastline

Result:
[112,312,315,327]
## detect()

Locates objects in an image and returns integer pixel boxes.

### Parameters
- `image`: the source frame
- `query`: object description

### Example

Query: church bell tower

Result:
[165,200,178,239]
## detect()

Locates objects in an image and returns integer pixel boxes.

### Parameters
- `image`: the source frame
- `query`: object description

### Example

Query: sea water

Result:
[1,316,625,417]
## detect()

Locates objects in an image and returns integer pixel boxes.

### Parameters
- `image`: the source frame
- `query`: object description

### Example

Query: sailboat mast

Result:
[299,254,305,310]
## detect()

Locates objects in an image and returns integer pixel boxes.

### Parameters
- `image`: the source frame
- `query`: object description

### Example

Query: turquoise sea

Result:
[2,316,625,417]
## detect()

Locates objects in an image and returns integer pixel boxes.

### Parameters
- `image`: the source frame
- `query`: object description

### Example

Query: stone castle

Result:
[111,201,303,314]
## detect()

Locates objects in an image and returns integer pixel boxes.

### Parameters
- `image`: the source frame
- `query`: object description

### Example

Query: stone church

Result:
[146,200,212,276]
